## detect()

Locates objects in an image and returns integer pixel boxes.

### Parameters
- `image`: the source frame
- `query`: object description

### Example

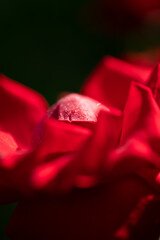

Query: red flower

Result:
[0,57,160,239]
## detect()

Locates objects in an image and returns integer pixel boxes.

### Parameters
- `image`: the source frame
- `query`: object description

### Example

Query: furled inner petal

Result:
[47,93,109,123]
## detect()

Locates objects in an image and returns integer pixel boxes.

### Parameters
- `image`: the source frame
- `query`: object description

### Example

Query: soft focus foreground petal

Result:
[0,75,48,148]
[7,176,152,240]
[81,57,152,110]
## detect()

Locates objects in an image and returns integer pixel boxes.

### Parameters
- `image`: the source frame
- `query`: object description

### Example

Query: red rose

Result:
[0,57,160,239]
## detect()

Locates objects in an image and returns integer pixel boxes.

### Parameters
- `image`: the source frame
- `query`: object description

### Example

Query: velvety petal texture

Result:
[0,57,160,240]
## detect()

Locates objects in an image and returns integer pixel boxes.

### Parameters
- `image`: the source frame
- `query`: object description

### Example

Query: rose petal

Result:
[0,75,48,148]
[30,153,74,191]
[120,82,160,142]
[3,109,123,196]
[106,82,160,191]
[0,131,18,158]
[147,64,160,107]
[36,110,123,192]
[2,119,92,197]
[34,118,92,161]
[81,56,152,110]
[74,110,122,177]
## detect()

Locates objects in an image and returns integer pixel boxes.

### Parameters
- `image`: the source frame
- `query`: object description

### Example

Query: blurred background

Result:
[0,0,160,239]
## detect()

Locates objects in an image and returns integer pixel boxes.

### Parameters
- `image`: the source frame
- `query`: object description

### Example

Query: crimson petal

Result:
[0,75,48,148]
[81,56,152,110]
[107,82,160,192]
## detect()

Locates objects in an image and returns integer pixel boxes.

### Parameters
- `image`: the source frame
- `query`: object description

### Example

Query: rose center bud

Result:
[47,94,109,127]
[33,94,110,145]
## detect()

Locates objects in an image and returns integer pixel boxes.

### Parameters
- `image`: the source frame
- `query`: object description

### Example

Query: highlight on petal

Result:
[0,130,26,170]
[0,131,18,158]
[81,56,152,110]
[34,93,110,146]
[0,75,48,148]
[47,93,110,127]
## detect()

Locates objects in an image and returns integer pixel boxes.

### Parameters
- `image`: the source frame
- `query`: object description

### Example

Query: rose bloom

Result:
[0,56,160,240]
[81,0,160,33]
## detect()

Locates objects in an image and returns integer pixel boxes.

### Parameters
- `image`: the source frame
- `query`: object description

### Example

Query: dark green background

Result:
[0,0,159,239]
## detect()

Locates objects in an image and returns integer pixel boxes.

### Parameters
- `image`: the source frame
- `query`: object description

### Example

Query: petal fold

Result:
[81,57,151,110]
